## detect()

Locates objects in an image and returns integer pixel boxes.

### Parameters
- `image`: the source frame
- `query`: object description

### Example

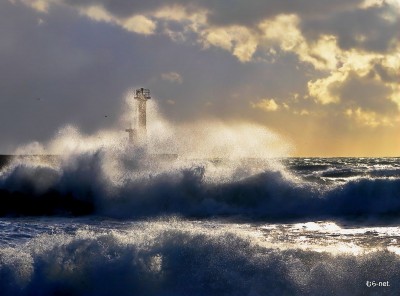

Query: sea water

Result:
[0,156,400,295]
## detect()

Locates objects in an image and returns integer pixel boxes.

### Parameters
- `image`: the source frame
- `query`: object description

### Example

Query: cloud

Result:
[301,3,399,53]
[372,63,399,83]
[16,0,399,67]
[344,108,396,127]
[0,0,185,151]
[202,27,233,51]
[201,25,259,62]
[333,72,396,114]
[122,15,156,35]
[19,0,52,13]
[161,72,183,84]
[78,5,113,22]
[251,98,279,112]
[3,0,400,156]
[78,5,156,35]
[308,71,348,104]
[307,46,400,107]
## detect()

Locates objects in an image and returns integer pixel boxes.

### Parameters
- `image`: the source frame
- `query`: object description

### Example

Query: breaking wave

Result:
[0,97,399,222]
[0,220,399,296]
[0,151,400,222]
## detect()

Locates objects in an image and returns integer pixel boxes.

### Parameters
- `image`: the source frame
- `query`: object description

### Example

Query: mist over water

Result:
[1,93,400,295]
[0,94,400,221]
[14,91,293,158]
[0,93,298,218]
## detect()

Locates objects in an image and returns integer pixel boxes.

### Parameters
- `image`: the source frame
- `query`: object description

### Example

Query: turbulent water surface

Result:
[1,155,399,295]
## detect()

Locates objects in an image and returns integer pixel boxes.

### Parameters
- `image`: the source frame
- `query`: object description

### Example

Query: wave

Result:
[1,220,399,296]
[0,152,400,222]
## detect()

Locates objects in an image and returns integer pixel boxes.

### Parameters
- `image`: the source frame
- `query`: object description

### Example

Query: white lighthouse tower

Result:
[126,87,151,147]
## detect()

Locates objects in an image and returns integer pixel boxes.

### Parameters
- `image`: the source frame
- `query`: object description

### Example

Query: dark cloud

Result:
[64,0,363,26]
[64,0,164,18]
[62,0,399,56]
[205,0,363,26]
[1,0,399,156]
[301,4,399,53]
[331,72,397,114]
[370,63,400,83]
[0,2,169,149]
[0,1,308,152]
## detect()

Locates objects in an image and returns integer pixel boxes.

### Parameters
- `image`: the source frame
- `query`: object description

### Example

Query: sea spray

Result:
[1,97,399,221]
[1,219,400,296]
[1,152,400,220]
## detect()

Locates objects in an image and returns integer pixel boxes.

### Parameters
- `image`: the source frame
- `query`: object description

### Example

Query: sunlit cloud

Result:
[251,98,280,112]
[122,15,156,35]
[344,108,397,127]
[79,5,113,23]
[3,0,400,156]
[360,0,400,9]
[201,25,259,62]
[78,5,156,35]
[308,71,348,104]
[161,72,183,84]
[20,0,53,13]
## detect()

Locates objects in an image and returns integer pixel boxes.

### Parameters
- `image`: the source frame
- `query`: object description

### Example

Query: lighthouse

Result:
[124,88,178,160]
[126,88,151,147]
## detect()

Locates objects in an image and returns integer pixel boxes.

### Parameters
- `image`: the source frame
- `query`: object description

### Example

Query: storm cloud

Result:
[0,0,399,156]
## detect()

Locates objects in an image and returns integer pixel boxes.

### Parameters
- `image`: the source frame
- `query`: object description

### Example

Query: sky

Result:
[0,0,399,156]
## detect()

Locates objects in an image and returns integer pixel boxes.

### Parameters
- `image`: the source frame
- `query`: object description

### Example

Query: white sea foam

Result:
[1,218,400,296]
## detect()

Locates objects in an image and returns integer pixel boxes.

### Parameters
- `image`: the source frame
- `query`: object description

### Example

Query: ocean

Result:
[0,155,399,295]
